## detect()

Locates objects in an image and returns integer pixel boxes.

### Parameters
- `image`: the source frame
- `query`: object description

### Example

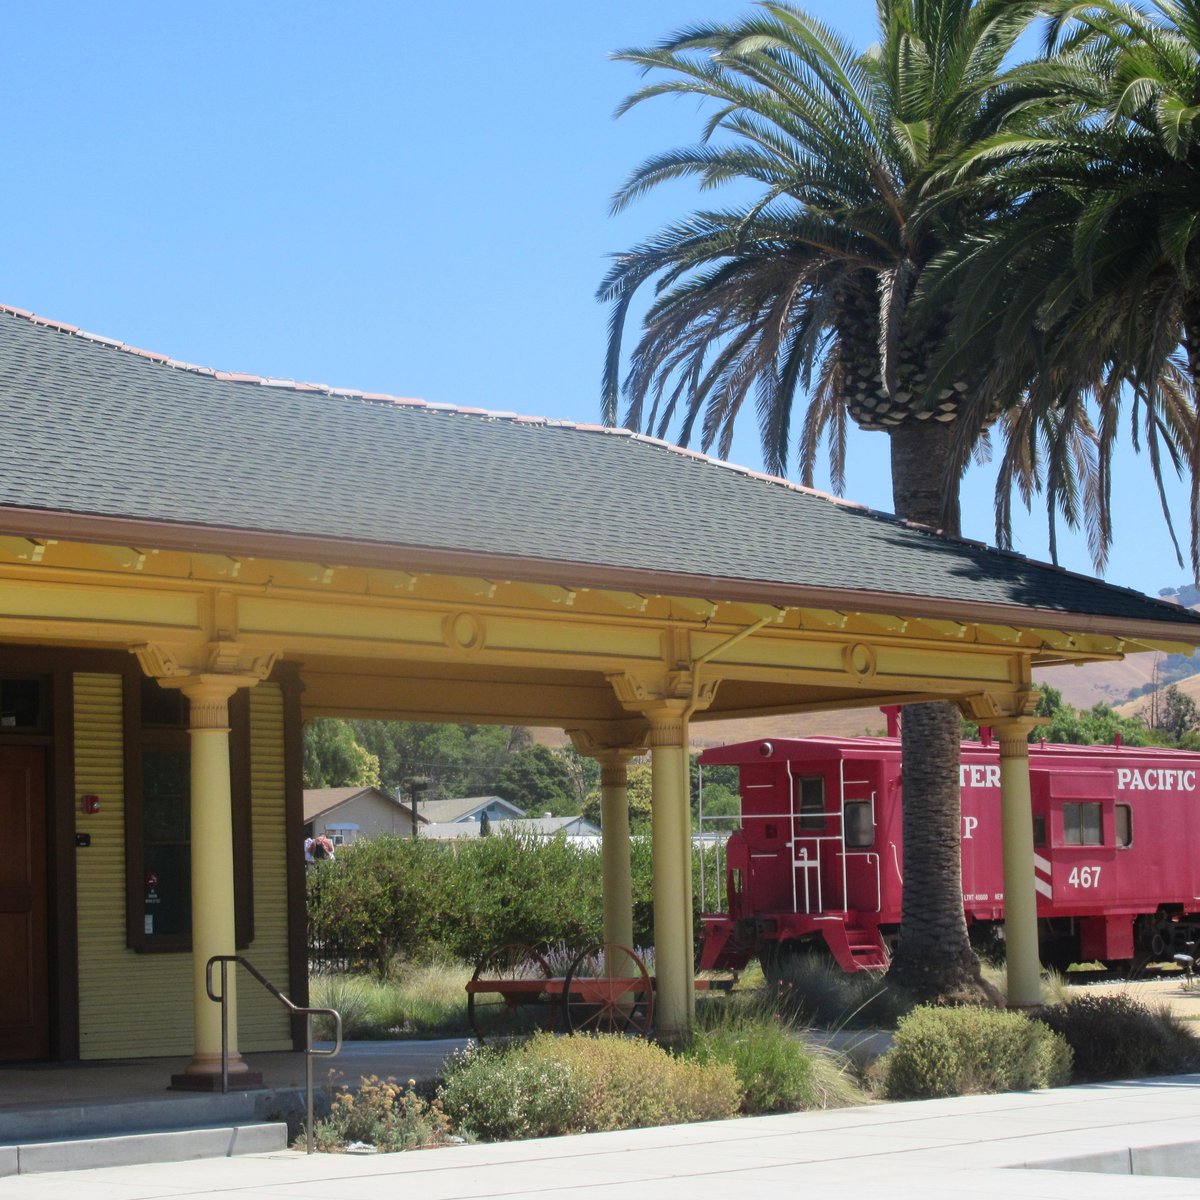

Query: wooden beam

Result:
[369,568,419,592]
[0,536,56,563]
[800,608,848,630]
[517,582,577,606]
[670,596,719,620]
[591,589,649,613]
[443,575,498,600]
[192,553,243,578]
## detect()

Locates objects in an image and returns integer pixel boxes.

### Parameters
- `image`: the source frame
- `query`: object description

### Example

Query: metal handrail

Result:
[206,955,342,1155]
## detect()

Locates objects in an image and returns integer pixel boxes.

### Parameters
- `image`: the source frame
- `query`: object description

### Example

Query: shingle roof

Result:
[303,786,414,823]
[418,796,527,823]
[1,305,1197,635]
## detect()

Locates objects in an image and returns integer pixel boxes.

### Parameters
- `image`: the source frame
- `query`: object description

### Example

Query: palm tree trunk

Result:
[884,420,994,1003]
[887,419,959,534]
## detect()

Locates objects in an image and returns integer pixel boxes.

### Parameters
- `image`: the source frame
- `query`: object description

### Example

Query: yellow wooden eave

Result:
[0,533,1171,734]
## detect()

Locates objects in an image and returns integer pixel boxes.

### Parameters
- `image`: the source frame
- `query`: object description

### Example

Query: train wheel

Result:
[467,943,554,1041]
[563,943,654,1036]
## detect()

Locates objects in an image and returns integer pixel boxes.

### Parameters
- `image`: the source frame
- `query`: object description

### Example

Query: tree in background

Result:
[559,744,602,811]
[964,683,1149,745]
[600,0,1048,1001]
[1145,683,1200,741]
[349,721,531,798]
[303,718,381,789]
[493,744,581,816]
[691,757,742,824]
[303,718,532,797]
[583,760,654,829]
[1031,698,1149,747]
[925,0,1200,573]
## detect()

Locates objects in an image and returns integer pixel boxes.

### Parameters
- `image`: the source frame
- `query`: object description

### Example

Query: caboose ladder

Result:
[821,921,889,972]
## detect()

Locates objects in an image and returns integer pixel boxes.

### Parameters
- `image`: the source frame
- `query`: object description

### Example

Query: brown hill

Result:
[1034,654,1166,710]
[1113,672,1200,722]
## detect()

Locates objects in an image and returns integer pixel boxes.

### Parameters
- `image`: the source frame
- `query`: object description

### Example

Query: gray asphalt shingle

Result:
[1,306,1195,631]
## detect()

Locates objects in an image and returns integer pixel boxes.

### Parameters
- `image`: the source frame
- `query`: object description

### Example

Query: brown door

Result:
[0,746,48,1060]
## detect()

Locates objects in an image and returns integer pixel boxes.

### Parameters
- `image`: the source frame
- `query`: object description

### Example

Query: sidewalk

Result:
[3,1074,1198,1198]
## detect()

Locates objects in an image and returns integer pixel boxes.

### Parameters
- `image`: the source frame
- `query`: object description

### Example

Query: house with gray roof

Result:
[303,786,422,845]
[418,795,526,825]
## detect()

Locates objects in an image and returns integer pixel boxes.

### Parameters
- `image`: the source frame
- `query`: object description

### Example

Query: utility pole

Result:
[404,776,431,839]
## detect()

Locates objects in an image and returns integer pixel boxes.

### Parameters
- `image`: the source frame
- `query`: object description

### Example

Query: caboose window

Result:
[1032,816,1046,847]
[844,801,874,848]
[1116,803,1132,848]
[1063,801,1103,846]
[795,775,825,830]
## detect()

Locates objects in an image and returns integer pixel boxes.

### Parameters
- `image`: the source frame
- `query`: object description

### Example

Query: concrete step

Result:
[0,1084,306,1143]
[0,1120,288,1175]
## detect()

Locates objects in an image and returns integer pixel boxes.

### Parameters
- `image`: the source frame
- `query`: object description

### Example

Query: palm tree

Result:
[920,0,1200,575]
[599,0,1047,1000]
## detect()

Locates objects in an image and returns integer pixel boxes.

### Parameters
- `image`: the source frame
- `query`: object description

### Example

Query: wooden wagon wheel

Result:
[563,943,654,1036]
[467,942,554,1040]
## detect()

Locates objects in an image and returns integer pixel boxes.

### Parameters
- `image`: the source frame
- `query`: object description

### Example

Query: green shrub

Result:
[438,1033,739,1140]
[1038,993,1200,1082]
[307,1076,454,1152]
[308,833,719,971]
[766,952,915,1030]
[438,1042,583,1141]
[882,1005,1072,1099]
[522,1034,740,1132]
[686,1003,818,1113]
[688,992,866,1111]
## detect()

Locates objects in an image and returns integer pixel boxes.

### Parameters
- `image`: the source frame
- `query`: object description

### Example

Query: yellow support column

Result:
[995,719,1043,1010]
[598,753,635,952]
[164,673,262,1089]
[676,729,696,1022]
[648,704,692,1040]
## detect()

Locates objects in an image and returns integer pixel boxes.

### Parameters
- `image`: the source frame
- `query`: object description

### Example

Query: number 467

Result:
[1068,866,1101,888]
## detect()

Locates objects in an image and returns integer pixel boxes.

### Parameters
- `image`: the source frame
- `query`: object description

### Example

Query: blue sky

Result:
[1,2,1191,597]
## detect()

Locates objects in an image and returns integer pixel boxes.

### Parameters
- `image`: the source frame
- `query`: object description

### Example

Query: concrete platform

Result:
[0,1073,1197,1198]
[0,1039,469,1174]
[0,1036,468,1128]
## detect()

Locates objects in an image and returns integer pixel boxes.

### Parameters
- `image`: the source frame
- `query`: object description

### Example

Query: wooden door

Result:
[0,746,48,1060]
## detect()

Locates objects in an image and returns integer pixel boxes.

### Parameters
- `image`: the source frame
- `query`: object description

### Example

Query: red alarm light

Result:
[81,794,101,815]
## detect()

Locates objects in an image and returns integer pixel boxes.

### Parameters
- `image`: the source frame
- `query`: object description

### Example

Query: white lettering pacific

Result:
[1116,768,1197,792]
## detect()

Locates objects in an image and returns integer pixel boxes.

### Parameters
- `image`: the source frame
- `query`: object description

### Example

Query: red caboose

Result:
[697,735,1200,973]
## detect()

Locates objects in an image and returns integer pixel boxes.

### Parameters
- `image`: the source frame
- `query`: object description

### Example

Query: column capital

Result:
[132,640,281,684]
[957,688,1039,724]
[605,670,719,729]
[567,733,646,786]
[992,716,1042,757]
[567,723,649,762]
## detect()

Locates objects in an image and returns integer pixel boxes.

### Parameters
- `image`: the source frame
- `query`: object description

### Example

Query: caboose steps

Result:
[821,922,889,971]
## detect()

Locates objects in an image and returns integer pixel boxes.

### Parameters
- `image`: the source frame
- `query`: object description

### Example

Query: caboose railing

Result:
[697,761,882,917]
